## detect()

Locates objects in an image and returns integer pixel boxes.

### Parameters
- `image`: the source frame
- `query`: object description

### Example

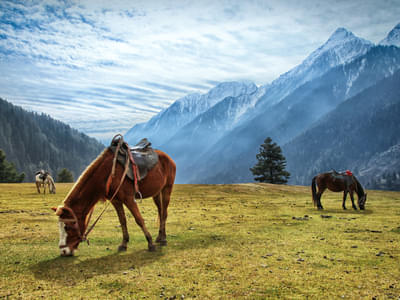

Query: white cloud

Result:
[0,0,400,141]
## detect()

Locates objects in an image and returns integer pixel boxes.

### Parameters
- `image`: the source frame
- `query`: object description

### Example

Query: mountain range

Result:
[125,22,400,190]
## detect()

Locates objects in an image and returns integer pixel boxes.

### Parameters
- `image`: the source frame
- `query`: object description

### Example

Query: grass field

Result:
[0,182,399,299]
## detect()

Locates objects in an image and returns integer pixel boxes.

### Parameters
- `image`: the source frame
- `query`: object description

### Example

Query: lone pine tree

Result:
[250,137,290,184]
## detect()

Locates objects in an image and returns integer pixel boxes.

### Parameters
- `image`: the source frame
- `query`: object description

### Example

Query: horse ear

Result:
[53,205,64,216]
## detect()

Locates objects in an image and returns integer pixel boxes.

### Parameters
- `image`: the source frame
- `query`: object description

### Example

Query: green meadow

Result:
[0,183,399,299]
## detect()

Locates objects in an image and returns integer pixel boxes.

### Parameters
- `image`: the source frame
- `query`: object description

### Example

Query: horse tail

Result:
[311,176,318,207]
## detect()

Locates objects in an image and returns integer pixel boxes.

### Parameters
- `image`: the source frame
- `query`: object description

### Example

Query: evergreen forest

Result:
[0,98,105,182]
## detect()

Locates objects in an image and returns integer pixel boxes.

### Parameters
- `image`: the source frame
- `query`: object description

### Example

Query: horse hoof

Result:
[118,245,127,252]
[148,245,156,252]
[157,240,167,246]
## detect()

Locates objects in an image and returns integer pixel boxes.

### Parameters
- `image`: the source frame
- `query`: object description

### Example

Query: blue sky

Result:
[1,0,399,142]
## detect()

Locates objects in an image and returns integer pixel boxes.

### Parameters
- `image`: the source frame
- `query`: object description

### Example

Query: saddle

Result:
[109,137,159,181]
[331,169,355,188]
[36,170,49,181]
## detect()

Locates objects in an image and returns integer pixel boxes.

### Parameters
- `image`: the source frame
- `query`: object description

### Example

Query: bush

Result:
[57,168,74,182]
[0,149,25,183]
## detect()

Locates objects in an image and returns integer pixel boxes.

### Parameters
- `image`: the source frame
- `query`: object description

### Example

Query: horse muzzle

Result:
[60,246,74,257]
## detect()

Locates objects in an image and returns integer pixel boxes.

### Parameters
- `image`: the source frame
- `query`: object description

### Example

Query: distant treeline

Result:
[0,98,105,182]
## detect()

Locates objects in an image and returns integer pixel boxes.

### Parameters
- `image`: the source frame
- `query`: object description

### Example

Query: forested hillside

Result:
[0,98,105,181]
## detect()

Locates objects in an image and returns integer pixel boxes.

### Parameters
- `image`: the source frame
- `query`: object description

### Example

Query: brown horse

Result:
[51,136,176,256]
[311,170,367,210]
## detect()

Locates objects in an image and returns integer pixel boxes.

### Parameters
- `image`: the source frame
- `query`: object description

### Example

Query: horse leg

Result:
[316,188,325,210]
[111,200,129,251]
[350,191,357,210]
[152,193,165,244]
[124,199,156,252]
[342,191,348,210]
[36,182,40,194]
[156,185,173,246]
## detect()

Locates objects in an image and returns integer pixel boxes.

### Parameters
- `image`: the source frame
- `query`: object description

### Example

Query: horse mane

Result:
[63,148,108,205]
[354,176,365,197]
[47,175,56,190]
[48,175,55,184]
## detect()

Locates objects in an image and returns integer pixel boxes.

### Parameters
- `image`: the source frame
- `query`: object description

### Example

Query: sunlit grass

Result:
[0,183,399,299]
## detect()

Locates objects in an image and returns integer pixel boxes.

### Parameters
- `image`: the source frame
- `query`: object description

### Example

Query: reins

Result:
[61,134,141,245]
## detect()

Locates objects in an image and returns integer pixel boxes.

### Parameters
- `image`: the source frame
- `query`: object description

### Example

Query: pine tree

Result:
[0,149,25,183]
[57,168,74,183]
[250,137,290,184]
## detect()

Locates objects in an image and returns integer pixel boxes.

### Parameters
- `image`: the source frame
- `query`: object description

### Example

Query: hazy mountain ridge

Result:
[380,22,400,47]
[160,85,268,169]
[283,69,400,189]
[253,27,373,110]
[125,81,257,147]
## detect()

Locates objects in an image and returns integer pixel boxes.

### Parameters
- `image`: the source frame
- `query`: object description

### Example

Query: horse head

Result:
[51,206,83,256]
[358,193,367,210]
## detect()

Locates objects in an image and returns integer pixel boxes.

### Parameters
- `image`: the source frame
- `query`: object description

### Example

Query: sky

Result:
[1,0,400,142]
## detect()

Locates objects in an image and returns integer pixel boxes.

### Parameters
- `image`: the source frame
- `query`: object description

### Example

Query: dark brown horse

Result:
[311,170,367,210]
[51,136,176,256]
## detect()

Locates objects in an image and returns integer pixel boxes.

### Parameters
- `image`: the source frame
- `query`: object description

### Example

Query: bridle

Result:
[58,205,89,248]
[58,134,140,248]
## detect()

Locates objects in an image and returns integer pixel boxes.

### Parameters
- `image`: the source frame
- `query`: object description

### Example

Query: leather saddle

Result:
[110,138,159,181]
[36,170,49,181]
[330,169,355,188]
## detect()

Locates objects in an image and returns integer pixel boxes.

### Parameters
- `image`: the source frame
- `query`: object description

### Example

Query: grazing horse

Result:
[52,135,176,256]
[35,170,56,194]
[311,170,367,210]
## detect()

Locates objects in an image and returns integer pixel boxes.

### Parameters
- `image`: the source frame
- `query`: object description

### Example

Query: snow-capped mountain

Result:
[161,85,267,169]
[163,27,375,183]
[126,28,372,149]
[254,27,373,109]
[182,45,400,184]
[123,23,400,189]
[380,22,400,47]
[124,81,257,146]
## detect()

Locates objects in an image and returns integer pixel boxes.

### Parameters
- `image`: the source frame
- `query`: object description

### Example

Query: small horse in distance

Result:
[52,135,176,256]
[35,170,56,194]
[311,170,367,210]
